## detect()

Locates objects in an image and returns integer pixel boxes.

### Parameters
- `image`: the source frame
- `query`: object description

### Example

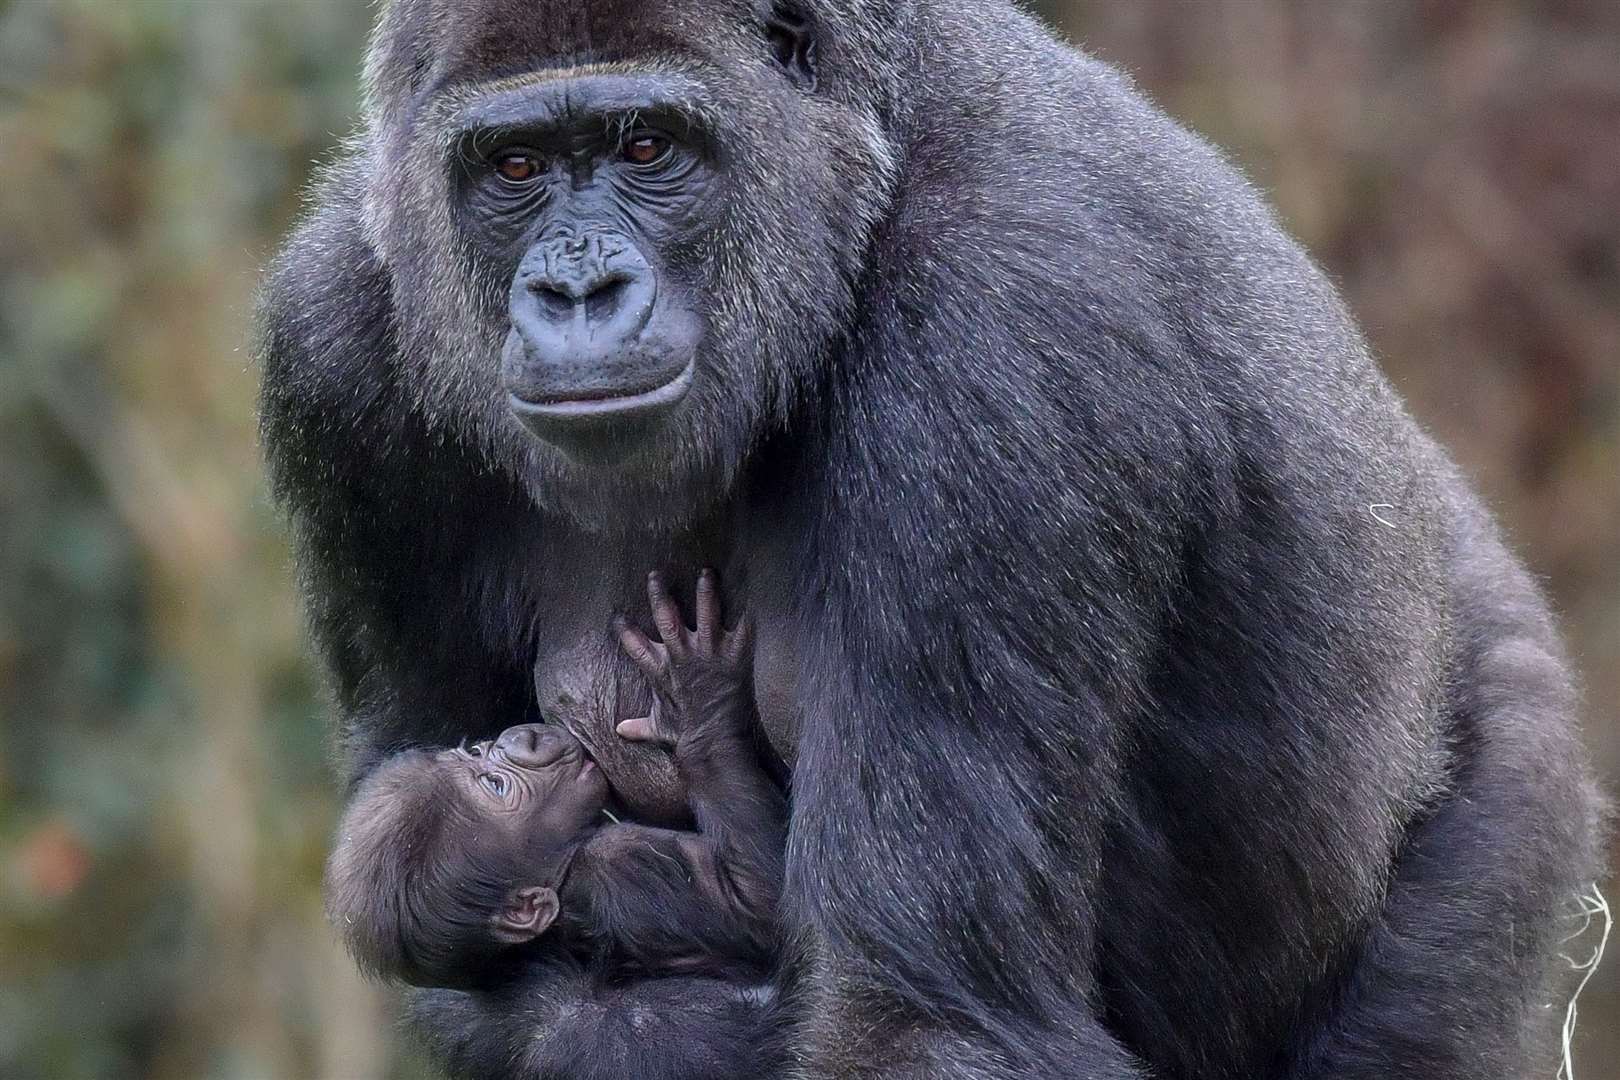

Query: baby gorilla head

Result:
[324,723,610,990]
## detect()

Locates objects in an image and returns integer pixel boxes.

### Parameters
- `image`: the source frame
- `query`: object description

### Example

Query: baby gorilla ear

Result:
[490,885,560,944]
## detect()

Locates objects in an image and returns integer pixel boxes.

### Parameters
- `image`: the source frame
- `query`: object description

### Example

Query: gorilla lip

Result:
[507,360,694,425]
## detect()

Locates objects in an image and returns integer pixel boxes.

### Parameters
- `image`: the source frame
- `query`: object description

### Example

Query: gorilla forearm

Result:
[410,975,786,1080]
[261,197,541,775]
[788,697,1148,1077]
[796,987,1149,1080]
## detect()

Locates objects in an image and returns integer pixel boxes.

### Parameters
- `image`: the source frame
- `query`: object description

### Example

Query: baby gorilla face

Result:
[324,723,615,987]
[448,723,611,854]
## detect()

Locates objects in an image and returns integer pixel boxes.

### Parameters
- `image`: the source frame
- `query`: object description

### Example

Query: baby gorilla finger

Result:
[723,614,756,669]
[694,568,721,645]
[615,715,666,744]
[645,572,689,656]
[615,616,669,683]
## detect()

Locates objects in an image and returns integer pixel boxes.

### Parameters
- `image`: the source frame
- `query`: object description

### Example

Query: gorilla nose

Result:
[527,261,639,328]
[493,723,571,767]
[508,232,657,391]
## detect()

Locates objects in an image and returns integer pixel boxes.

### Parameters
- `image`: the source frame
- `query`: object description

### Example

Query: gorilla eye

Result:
[480,773,509,796]
[494,152,543,185]
[624,135,671,167]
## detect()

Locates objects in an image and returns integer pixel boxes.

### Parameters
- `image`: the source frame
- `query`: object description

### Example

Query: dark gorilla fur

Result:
[261,1,1604,1077]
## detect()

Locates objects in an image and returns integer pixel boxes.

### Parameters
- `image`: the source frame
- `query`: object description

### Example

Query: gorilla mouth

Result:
[507,360,694,426]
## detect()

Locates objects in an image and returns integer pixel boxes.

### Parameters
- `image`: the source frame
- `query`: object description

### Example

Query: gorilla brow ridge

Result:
[429,61,723,134]
[428,75,725,187]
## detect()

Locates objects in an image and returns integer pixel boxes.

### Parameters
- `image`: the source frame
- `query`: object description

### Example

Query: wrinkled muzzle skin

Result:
[350,0,906,530]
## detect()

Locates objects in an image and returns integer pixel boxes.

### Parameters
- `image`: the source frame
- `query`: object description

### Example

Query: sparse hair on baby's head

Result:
[323,749,525,990]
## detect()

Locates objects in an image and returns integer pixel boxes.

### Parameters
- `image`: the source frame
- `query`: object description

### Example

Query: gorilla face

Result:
[455,73,717,459]
[359,0,905,527]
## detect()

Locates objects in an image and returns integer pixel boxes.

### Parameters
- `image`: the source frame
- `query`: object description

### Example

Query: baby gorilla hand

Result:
[615,569,755,750]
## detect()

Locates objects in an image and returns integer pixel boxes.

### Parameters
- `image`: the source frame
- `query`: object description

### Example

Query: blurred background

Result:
[0,0,1614,1075]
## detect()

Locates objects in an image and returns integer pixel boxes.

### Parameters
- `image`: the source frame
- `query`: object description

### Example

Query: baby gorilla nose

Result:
[493,723,572,768]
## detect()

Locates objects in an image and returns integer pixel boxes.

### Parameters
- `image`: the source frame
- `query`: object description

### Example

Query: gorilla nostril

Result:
[535,736,567,765]
[533,284,574,320]
[524,272,637,328]
[585,276,629,324]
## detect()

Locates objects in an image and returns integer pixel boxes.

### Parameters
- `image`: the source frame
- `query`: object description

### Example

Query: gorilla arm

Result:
[259,177,544,777]
[409,966,786,1080]
[779,228,1189,1078]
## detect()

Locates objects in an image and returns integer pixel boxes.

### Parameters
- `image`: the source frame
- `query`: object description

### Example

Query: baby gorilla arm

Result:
[603,568,786,956]
[586,573,787,965]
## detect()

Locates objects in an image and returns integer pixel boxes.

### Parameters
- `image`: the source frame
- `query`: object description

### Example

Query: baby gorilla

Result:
[325,571,786,1076]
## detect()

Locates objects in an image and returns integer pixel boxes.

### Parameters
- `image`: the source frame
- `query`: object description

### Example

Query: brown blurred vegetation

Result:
[1,1,1614,1076]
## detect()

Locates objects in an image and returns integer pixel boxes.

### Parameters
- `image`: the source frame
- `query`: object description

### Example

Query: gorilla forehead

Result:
[422,0,755,87]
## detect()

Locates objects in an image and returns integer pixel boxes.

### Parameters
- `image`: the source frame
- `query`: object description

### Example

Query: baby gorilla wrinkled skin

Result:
[325,572,789,1078]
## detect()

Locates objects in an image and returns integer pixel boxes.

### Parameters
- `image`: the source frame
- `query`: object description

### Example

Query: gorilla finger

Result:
[616,716,660,742]
[694,568,720,645]
[616,617,667,676]
[645,571,688,653]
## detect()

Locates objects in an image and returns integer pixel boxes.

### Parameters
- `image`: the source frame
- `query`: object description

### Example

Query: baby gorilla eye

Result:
[494,152,544,185]
[480,772,509,796]
[623,134,671,167]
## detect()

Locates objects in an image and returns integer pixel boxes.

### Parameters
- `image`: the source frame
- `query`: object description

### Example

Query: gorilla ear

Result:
[765,3,817,90]
[491,886,560,944]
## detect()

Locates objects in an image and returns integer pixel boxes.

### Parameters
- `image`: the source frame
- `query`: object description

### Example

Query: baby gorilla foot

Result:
[615,569,755,749]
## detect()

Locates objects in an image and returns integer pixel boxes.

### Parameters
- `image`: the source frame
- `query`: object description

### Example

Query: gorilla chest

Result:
[530,601,801,824]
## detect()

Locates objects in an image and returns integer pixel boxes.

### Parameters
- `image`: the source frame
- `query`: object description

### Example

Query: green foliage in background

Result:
[1,2,1614,1077]
[0,3,419,1076]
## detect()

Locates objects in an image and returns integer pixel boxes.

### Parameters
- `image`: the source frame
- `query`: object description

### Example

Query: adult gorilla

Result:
[260,1,1601,1077]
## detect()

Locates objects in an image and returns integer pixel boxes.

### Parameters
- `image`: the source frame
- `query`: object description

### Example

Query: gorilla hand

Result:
[616,569,756,751]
